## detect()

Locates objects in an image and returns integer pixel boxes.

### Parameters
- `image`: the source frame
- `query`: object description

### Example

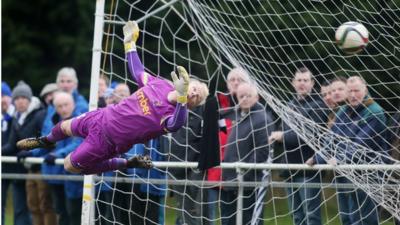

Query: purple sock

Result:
[47,122,69,142]
[81,158,127,175]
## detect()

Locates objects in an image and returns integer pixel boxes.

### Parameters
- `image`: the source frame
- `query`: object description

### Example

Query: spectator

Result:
[206,67,250,225]
[326,77,348,128]
[102,83,130,106]
[112,83,130,103]
[127,138,166,225]
[17,90,84,225]
[330,77,348,107]
[220,83,272,225]
[320,81,334,109]
[103,87,115,106]
[268,67,328,225]
[4,81,56,225]
[56,67,88,115]
[43,92,83,225]
[98,74,109,108]
[307,77,351,165]
[1,81,31,225]
[37,82,59,162]
[1,81,14,144]
[51,92,83,225]
[1,81,14,145]
[39,83,59,107]
[330,76,386,225]
[161,79,209,225]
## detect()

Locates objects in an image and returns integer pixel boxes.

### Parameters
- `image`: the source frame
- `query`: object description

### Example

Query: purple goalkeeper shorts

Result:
[69,110,118,170]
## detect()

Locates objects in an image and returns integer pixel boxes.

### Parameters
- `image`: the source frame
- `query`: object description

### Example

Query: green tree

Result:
[2,0,94,97]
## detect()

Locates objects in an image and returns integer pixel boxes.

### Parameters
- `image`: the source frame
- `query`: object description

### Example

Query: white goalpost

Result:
[86,0,400,225]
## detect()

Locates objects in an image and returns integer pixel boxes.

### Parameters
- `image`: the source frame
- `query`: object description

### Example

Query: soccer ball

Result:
[335,22,369,54]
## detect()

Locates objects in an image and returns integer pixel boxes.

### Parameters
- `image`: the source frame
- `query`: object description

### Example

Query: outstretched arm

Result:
[126,51,148,87]
[164,103,187,132]
[124,21,151,87]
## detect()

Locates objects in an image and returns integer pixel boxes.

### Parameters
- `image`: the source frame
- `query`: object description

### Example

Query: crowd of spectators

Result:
[2,64,399,225]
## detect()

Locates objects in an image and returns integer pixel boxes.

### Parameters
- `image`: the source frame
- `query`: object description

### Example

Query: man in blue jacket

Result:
[330,76,386,225]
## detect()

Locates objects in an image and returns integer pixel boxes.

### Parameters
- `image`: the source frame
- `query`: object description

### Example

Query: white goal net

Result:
[90,0,400,224]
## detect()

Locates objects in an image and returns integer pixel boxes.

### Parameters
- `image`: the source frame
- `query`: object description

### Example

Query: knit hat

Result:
[12,81,32,101]
[40,83,58,97]
[2,82,12,97]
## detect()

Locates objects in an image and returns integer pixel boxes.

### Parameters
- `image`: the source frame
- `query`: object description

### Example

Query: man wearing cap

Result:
[40,83,59,107]
[2,81,57,225]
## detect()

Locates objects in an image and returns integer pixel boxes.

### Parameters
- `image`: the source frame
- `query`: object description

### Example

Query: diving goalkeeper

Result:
[17,21,208,175]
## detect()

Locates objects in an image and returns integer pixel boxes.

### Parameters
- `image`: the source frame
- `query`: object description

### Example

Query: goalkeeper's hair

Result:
[190,78,209,105]
[57,67,78,85]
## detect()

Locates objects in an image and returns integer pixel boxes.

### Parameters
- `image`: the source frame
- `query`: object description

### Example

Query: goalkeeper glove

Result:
[171,66,190,104]
[123,21,139,52]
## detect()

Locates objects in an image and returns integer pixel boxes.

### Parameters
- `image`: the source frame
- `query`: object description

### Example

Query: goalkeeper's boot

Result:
[16,136,56,150]
[126,155,153,169]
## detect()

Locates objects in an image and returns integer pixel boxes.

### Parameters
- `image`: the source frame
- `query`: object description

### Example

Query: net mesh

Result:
[93,0,400,224]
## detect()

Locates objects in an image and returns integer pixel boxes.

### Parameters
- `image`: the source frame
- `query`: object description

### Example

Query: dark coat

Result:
[222,102,274,189]
[282,94,328,163]
[2,98,46,173]
[163,105,205,178]
[280,93,328,178]
[198,95,220,170]
[331,98,387,163]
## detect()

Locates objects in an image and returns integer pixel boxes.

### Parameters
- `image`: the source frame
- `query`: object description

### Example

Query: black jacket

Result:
[281,93,328,178]
[2,98,46,173]
[222,102,274,189]
[198,96,220,170]
[162,105,205,178]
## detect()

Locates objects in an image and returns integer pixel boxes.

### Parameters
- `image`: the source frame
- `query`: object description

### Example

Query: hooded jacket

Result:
[2,97,46,173]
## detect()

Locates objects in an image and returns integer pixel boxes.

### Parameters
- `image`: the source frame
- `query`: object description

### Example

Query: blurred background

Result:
[2,1,95,97]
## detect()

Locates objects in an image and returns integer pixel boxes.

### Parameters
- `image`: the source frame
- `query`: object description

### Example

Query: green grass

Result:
[5,189,13,225]
[4,188,396,225]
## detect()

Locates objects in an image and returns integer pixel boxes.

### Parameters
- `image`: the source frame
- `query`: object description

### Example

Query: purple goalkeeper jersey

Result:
[102,76,176,148]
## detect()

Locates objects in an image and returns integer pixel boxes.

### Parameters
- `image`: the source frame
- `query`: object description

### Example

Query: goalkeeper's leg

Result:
[64,153,153,175]
[16,119,73,150]
[63,137,153,175]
